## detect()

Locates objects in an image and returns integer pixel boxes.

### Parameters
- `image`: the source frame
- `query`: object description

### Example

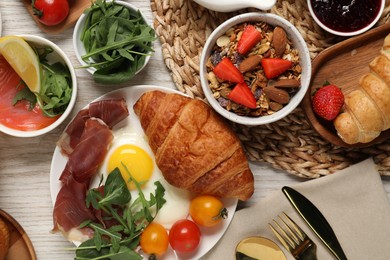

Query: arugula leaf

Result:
[101,168,131,207]
[108,246,142,260]
[76,244,142,260]
[12,83,36,110]
[76,239,110,259]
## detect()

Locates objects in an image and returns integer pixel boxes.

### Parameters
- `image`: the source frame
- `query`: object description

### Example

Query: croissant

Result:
[133,90,254,201]
[334,34,390,144]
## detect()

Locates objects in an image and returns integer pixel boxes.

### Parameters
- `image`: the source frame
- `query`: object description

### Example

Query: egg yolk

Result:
[107,144,153,190]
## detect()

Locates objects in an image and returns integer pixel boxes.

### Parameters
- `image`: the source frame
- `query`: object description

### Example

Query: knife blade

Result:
[282,186,348,260]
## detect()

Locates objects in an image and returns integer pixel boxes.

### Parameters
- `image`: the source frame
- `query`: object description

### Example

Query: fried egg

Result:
[99,123,191,229]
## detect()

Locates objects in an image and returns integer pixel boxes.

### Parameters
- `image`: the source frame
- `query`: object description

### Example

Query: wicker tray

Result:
[150,0,390,178]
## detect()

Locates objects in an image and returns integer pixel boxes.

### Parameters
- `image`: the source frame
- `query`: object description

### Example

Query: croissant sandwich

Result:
[334,34,390,144]
[133,90,254,201]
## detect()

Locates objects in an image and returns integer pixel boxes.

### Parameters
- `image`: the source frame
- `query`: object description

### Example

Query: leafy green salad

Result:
[80,0,156,84]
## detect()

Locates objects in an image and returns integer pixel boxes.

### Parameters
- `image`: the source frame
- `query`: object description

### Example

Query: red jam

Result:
[310,0,382,33]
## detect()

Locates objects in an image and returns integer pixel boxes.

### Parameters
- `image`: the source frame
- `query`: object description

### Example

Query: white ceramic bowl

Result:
[307,0,385,37]
[200,12,311,126]
[73,1,152,78]
[0,35,77,137]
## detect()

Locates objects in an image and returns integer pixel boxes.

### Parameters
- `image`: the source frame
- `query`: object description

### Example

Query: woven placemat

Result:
[151,0,390,178]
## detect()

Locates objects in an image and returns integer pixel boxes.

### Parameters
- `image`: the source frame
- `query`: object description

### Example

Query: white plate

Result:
[50,85,238,260]
[0,9,2,36]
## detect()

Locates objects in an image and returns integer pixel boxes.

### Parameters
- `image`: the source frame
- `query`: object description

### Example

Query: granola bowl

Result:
[200,12,311,126]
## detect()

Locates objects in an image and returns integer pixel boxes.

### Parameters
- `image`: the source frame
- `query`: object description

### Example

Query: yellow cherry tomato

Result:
[189,195,228,227]
[140,222,169,257]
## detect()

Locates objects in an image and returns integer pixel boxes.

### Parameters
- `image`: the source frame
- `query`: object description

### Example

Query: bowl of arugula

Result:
[0,34,77,137]
[73,0,155,84]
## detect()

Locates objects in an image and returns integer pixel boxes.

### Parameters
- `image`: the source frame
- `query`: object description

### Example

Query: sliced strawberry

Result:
[228,82,257,109]
[237,25,262,55]
[312,84,344,121]
[261,58,293,79]
[213,58,244,83]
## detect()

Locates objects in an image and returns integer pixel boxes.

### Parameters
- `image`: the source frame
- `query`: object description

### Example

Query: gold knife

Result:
[282,186,348,260]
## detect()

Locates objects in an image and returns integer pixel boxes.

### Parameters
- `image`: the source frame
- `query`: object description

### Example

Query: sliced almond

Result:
[263,86,290,104]
[267,78,301,88]
[238,55,262,73]
[216,35,231,47]
[273,27,287,57]
[257,43,270,55]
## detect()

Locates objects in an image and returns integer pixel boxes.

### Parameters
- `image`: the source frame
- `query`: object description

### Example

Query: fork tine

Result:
[278,214,301,244]
[270,215,301,249]
[269,222,294,252]
[282,212,306,240]
[269,213,305,253]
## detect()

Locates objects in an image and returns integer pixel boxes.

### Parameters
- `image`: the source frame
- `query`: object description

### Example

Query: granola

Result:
[206,22,302,117]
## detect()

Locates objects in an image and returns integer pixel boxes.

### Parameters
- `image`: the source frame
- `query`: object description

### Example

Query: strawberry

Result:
[261,58,292,79]
[312,84,345,121]
[228,82,257,109]
[213,58,244,83]
[237,25,262,55]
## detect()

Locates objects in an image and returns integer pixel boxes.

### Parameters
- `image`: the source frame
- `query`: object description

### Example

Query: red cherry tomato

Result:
[140,222,169,257]
[32,0,70,26]
[190,195,228,227]
[169,219,201,253]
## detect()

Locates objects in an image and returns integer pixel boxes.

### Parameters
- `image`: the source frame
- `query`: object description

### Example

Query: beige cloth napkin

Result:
[205,158,390,259]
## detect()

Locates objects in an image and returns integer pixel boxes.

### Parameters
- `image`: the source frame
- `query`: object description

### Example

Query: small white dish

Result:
[0,35,77,137]
[192,0,276,12]
[307,0,385,37]
[200,13,311,126]
[0,9,2,36]
[73,1,152,79]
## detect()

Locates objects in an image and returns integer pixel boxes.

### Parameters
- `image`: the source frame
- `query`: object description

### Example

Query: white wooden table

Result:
[0,1,389,259]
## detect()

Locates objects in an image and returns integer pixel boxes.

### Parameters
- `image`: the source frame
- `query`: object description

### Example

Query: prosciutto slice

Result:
[58,98,129,156]
[53,98,129,242]
[89,98,129,128]
[57,109,90,155]
[52,176,96,241]
[59,118,113,185]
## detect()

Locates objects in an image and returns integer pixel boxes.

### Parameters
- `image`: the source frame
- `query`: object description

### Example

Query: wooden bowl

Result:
[0,209,36,260]
[301,22,390,148]
[22,0,91,34]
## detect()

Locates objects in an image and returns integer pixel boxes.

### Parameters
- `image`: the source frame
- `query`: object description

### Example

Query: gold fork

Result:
[269,212,318,260]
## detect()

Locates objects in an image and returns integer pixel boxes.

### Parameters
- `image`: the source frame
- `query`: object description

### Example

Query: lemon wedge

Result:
[0,36,41,93]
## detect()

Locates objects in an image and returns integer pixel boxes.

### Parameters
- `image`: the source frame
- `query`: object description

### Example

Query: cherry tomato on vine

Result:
[32,0,70,26]
[169,219,201,253]
[140,222,169,258]
[190,195,228,227]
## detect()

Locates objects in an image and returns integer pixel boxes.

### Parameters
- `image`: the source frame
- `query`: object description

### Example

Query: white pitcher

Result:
[192,0,277,12]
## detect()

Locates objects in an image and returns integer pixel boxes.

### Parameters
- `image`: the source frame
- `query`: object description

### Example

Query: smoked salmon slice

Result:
[0,56,58,131]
